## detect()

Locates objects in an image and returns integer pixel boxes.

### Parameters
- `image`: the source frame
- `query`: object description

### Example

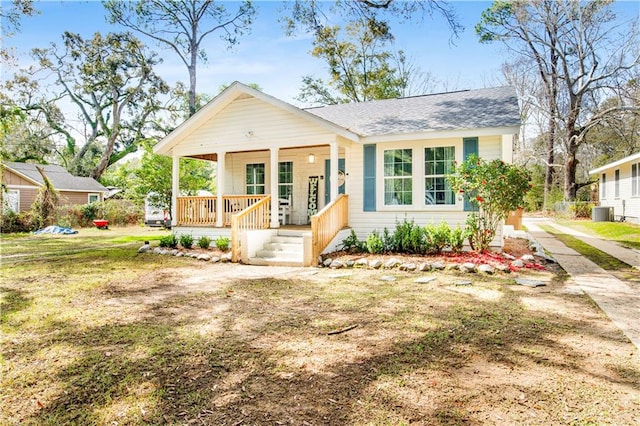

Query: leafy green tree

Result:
[298,21,412,105]
[104,0,255,117]
[134,141,213,216]
[448,155,531,252]
[5,31,169,179]
[30,166,59,230]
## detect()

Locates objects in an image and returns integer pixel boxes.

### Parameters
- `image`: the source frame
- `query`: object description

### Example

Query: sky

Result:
[3,0,640,107]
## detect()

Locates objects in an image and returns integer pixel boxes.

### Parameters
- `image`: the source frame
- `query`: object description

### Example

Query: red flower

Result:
[476,196,485,203]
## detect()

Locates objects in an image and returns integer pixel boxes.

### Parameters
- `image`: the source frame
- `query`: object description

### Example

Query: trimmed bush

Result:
[198,235,212,249]
[425,221,451,254]
[340,229,365,253]
[449,226,466,254]
[159,234,178,248]
[393,218,426,254]
[179,234,194,249]
[215,236,230,251]
[365,231,384,254]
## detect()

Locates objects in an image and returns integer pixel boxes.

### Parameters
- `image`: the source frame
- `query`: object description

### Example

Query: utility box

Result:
[592,206,614,222]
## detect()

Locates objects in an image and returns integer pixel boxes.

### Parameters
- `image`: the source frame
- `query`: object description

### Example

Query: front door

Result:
[324,158,345,205]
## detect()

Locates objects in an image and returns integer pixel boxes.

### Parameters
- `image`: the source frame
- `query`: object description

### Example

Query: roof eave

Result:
[589,152,640,175]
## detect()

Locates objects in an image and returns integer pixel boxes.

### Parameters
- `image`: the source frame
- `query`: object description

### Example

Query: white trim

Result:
[87,193,100,203]
[590,152,640,175]
[362,126,519,144]
[4,183,105,194]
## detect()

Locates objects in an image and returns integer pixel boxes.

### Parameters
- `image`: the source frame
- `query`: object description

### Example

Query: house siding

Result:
[173,97,338,157]
[597,161,640,223]
[347,135,506,244]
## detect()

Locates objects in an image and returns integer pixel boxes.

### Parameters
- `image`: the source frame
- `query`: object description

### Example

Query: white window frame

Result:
[246,163,265,195]
[601,173,607,199]
[383,148,413,206]
[88,193,100,203]
[424,146,456,206]
[632,163,639,197]
[278,161,293,203]
[614,169,620,199]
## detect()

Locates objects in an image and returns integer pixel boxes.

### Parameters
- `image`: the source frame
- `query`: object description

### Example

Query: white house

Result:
[589,152,640,223]
[154,82,521,266]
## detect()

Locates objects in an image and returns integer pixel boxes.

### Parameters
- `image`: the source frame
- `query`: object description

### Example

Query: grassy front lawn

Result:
[556,219,640,250]
[1,228,639,425]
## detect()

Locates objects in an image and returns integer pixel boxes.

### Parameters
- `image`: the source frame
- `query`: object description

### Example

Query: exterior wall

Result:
[172,97,337,157]
[225,146,346,225]
[58,191,103,206]
[346,135,508,244]
[597,160,640,223]
[173,226,231,241]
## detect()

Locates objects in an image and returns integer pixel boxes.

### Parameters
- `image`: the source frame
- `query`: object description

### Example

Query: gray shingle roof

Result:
[4,162,107,192]
[304,86,521,137]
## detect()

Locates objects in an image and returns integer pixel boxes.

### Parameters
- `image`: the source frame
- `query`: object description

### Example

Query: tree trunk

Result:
[543,121,555,210]
[563,132,580,201]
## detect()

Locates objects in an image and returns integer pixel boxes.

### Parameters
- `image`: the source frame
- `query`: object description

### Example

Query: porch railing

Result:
[176,195,268,227]
[311,194,349,264]
[231,195,271,262]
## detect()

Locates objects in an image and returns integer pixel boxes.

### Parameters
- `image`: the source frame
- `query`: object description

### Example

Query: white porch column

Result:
[171,156,179,227]
[330,142,339,202]
[216,151,225,227]
[270,147,280,228]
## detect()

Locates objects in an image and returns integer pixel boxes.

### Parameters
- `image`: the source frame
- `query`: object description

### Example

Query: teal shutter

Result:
[363,144,376,211]
[463,137,479,211]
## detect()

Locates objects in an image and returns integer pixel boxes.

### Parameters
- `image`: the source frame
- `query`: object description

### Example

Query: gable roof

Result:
[589,152,640,175]
[154,81,360,155]
[304,86,521,137]
[3,162,107,192]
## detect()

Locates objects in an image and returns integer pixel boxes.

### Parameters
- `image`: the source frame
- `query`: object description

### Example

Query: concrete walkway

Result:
[522,217,640,350]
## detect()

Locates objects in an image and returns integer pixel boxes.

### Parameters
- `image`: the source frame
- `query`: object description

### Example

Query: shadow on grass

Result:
[15,273,639,425]
[0,287,32,322]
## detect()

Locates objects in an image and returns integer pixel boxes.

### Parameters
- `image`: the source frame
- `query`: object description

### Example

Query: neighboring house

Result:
[2,162,107,213]
[154,82,521,266]
[589,152,640,223]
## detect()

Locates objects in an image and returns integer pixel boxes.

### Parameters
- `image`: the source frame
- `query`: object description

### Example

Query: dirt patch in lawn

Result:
[2,237,639,425]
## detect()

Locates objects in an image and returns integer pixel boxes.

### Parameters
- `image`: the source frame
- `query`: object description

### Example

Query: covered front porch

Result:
[171,145,350,265]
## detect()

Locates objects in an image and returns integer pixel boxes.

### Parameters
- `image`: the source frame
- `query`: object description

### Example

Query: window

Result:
[601,173,607,199]
[278,161,293,202]
[632,163,639,197]
[88,193,100,203]
[2,189,19,213]
[383,149,412,205]
[246,163,265,195]
[614,169,620,198]
[424,146,455,205]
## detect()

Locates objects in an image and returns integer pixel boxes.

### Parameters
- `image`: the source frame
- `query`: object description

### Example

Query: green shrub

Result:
[179,234,193,249]
[425,221,451,254]
[198,235,212,249]
[81,203,99,221]
[382,227,394,252]
[0,210,33,233]
[365,231,384,254]
[393,218,426,254]
[159,234,178,248]
[56,200,143,228]
[340,229,365,253]
[448,226,466,254]
[215,236,230,251]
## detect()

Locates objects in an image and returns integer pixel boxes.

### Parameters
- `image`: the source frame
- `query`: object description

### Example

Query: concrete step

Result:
[255,248,303,259]
[262,242,303,251]
[247,256,305,267]
[271,235,304,244]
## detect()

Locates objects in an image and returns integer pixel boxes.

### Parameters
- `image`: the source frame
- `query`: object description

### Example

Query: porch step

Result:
[249,230,305,266]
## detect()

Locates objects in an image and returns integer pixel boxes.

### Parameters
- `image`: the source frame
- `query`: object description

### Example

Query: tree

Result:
[448,154,531,252]
[282,0,461,40]
[134,141,213,215]
[0,0,38,64]
[30,166,59,230]
[298,21,403,104]
[5,31,169,179]
[477,0,640,201]
[104,0,255,117]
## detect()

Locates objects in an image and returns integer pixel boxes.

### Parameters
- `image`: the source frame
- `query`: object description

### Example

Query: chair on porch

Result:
[278,197,292,225]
